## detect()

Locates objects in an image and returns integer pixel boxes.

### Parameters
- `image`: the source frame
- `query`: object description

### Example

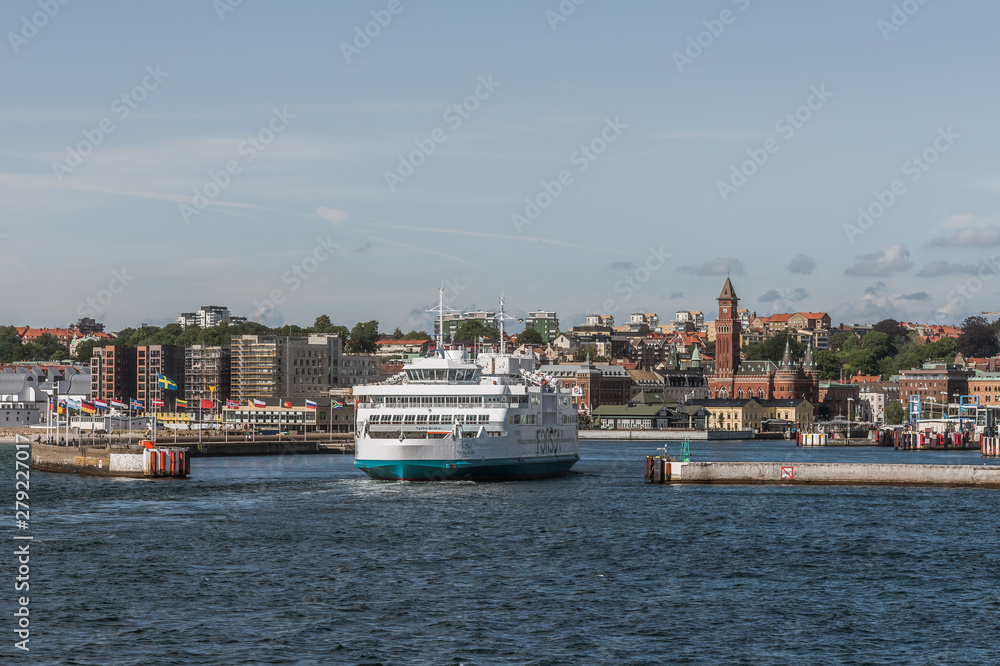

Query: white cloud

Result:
[929,224,1000,247]
[786,254,816,275]
[844,244,912,277]
[316,207,350,226]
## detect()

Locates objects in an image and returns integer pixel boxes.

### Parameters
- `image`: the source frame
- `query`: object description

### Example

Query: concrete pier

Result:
[581,429,753,441]
[645,459,1000,488]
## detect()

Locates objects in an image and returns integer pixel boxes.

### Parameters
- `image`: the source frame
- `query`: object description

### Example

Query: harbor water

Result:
[8,440,1000,664]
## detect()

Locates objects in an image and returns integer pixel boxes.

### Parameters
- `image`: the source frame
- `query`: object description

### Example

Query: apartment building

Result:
[185,345,231,403]
[523,310,560,343]
[231,334,341,401]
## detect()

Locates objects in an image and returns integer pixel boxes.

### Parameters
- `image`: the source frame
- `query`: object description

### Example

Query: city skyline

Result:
[2,1,999,330]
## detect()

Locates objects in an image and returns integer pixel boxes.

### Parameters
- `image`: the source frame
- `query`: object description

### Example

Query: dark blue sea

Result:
[5,440,1000,665]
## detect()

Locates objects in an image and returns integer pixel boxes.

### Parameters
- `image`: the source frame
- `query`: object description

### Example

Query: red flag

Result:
[283,400,292,409]
[200,399,214,409]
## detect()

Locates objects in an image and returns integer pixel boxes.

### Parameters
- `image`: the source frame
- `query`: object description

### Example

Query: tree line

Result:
[1,316,433,364]
[740,317,1000,380]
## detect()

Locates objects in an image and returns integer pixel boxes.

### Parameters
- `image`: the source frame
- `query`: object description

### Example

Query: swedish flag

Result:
[157,374,177,390]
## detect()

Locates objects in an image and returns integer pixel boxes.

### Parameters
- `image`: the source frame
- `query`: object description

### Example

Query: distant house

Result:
[374,339,431,358]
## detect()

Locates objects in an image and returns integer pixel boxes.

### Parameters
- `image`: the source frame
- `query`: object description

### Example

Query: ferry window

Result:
[478,414,489,424]
[404,415,416,424]
[391,414,403,424]
[440,415,453,424]
[428,414,440,424]
[416,415,428,424]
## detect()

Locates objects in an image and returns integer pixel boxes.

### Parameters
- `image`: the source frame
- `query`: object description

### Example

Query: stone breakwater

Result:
[645,459,1000,488]
[30,442,188,478]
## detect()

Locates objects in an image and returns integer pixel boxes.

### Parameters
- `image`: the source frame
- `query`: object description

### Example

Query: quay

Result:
[580,430,753,441]
[31,441,188,478]
[644,458,1000,488]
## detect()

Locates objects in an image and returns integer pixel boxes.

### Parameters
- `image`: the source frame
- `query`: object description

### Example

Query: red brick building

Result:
[707,279,821,404]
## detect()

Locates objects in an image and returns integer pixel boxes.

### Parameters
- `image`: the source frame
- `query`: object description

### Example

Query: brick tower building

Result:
[707,278,820,403]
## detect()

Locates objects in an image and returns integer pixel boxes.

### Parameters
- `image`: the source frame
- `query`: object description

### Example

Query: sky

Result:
[2,0,999,334]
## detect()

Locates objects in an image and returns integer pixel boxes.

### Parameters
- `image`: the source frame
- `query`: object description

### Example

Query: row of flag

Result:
[51,397,346,412]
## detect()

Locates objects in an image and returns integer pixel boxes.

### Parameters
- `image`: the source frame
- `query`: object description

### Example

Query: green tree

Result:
[884,400,906,425]
[0,326,22,363]
[517,328,544,345]
[827,330,856,352]
[402,330,430,340]
[390,327,405,339]
[704,340,716,356]
[742,332,804,363]
[314,315,333,332]
[22,333,68,361]
[872,319,910,348]
[452,320,500,342]
[925,336,958,361]
[347,320,380,354]
[957,316,998,358]
[72,339,103,363]
[814,349,842,380]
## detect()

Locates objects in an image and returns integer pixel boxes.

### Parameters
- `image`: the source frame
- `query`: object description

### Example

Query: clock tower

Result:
[714,277,741,378]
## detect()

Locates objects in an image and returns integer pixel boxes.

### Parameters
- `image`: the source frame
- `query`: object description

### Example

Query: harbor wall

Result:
[661,461,1000,488]
[580,430,753,441]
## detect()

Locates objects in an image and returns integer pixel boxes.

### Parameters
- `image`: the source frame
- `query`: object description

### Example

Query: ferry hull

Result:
[356,455,579,481]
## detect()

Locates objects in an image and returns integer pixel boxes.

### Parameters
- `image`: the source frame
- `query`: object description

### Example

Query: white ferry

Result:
[354,293,579,481]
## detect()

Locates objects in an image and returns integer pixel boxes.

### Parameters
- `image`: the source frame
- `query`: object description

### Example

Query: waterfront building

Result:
[0,364,90,425]
[592,392,679,430]
[340,354,382,387]
[542,360,631,412]
[966,371,1000,406]
[689,397,813,432]
[897,363,972,412]
[818,381,861,420]
[231,334,341,402]
[136,345,186,408]
[184,345,231,403]
[856,382,900,423]
[707,279,821,405]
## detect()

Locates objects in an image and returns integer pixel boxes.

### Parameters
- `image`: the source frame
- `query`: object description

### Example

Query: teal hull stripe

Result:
[355,456,579,481]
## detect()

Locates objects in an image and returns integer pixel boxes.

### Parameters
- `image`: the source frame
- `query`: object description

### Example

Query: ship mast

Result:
[427,284,458,358]
[494,293,518,356]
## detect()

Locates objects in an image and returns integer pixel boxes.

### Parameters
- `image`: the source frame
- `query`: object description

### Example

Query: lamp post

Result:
[847,397,854,436]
